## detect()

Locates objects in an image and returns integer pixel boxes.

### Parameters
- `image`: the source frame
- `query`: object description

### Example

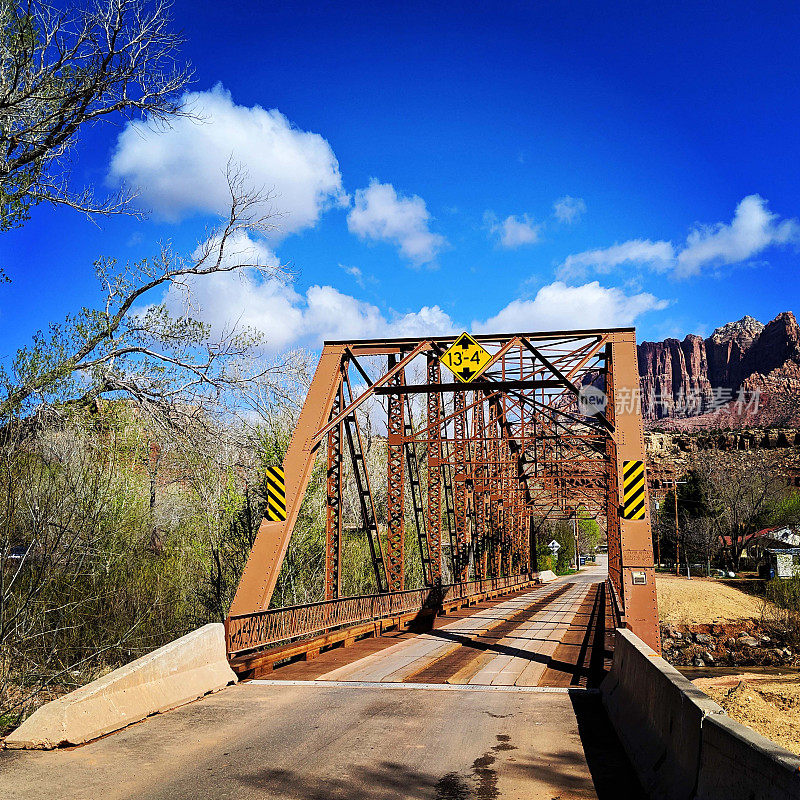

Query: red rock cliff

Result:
[637,313,800,426]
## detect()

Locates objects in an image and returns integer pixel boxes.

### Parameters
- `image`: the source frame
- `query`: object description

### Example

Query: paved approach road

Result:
[0,560,644,799]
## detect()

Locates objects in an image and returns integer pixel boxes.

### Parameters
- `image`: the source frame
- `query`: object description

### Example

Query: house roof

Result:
[719,529,772,547]
[720,527,800,548]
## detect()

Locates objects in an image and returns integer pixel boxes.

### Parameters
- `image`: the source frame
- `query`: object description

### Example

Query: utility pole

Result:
[673,478,687,577]
[674,488,680,576]
[573,513,580,570]
[654,499,661,569]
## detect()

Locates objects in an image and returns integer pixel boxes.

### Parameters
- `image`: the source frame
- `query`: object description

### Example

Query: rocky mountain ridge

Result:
[709,315,763,346]
[637,311,800,428]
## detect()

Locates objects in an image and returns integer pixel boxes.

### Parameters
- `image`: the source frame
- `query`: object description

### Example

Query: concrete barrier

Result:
[536,570,557,583]
[5,623,236,749]
[601,628,725,800]
[695,713,800,800]
[603,628,800,800]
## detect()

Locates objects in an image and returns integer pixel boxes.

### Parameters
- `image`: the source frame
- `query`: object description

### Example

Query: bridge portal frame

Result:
[227,327,659,653]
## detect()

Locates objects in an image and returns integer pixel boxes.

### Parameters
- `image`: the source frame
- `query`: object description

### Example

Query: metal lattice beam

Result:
[425,354,443,585]
[386,356,405,592]
[325,379,343,600]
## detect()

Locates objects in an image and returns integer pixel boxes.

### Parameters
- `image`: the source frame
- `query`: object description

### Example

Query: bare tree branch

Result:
[1,163,289,425]
[0,0,193,228]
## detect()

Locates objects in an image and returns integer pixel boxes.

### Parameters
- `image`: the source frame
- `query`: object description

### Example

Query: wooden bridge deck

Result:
[263,569,612,689]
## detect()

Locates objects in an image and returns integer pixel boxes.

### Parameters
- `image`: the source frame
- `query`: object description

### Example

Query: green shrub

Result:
[536,552,554,573]
[763,576,800,644]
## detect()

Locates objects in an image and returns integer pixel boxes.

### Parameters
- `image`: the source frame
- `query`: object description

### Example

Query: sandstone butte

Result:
[637,311,800,428]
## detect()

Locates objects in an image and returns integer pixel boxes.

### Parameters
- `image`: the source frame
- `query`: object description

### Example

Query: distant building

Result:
[743,526,800,562]
[762,547,800,579]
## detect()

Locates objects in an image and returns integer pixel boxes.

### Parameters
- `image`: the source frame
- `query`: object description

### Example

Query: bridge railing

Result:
[607,577,626,630]
[226,573,533,658]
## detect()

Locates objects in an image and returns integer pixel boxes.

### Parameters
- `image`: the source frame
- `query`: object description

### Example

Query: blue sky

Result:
[3,0,800,359]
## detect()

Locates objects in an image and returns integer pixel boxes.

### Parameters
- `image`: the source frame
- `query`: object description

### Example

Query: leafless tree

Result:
[0,421,149,724]
[696,452,785,570]
[682,515,722,576]
[0,0,192,229]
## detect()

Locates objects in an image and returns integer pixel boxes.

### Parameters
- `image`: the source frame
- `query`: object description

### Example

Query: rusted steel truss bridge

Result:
[225,327,659,673]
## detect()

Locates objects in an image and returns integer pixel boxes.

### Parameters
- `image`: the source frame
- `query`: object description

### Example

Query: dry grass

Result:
[656,574,764,625]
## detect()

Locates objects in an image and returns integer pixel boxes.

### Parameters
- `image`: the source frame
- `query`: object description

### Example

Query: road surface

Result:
[0,559,644,799]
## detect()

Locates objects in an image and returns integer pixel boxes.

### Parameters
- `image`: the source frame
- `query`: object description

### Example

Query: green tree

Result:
[768,491,800,529]
[578,513,601,557]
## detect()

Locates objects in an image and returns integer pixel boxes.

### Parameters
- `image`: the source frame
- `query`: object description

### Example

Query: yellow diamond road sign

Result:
[441,332,492,383]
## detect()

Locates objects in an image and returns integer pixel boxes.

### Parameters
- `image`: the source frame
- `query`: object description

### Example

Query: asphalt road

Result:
[0,680,644,800]
[0,557,644,799]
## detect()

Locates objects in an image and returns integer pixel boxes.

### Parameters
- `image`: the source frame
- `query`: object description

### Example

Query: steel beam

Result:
[343,367,388,594]
[452,390,470,582]
[472,396,487,579]
[386,356,405,592]
[426,354,443,585]
[607,331,660,652]
[325,378,344,600]
[230,344,347,615]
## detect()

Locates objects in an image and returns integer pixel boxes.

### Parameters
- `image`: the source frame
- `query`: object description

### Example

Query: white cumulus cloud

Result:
[109,84,346,236]
[557,195,799,281]
[157,234,456,351]
[676,194,800,278]
[486,213,541,248]
[347,180,447,266]
[389,305,458,337]
[158,235,664,352]
[553,196,587,224]
[473,281,668,333]
[558,240,675,281]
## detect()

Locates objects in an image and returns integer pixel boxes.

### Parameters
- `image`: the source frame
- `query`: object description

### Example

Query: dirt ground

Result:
[656,574,764,625]
[658,577,800,755]
[694,673,800,755]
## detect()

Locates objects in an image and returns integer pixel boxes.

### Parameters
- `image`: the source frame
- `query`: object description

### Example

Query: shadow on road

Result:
[234,699,645,800]
[570,691,647,799]
[238,762,444,800]
[237,756,500,800]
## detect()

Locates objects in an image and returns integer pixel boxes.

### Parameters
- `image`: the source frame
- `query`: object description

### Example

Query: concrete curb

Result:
[602,627,800,800]
[5,623,237,749]
[696,712,800,800]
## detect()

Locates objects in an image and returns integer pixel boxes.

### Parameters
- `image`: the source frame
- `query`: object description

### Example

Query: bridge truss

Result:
[227,328,659,657]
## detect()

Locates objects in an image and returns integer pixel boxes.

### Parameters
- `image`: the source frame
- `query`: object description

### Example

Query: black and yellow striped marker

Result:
[265,466,287,522]
[622,460,646,520]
